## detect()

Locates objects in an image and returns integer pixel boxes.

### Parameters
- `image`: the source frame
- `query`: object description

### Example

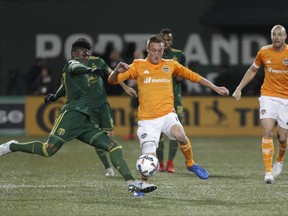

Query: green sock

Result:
[168,140,178,160]
[129,113,136,134]
[10,140,63,157]
[109,148,134,181]
[10,141,47,156]
[156,137,165,162]
[95,148,111,169]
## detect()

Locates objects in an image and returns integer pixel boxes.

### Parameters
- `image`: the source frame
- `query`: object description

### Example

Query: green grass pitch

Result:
[0,136,287,216]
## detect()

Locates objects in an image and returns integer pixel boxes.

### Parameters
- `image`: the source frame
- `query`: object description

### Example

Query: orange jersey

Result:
[108,58,202,120]
[254,44,288,98]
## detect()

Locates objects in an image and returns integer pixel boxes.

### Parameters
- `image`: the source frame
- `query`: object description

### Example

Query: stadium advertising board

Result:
[0,97,25,135]
[25,96,261,137]
[26,96,65,136]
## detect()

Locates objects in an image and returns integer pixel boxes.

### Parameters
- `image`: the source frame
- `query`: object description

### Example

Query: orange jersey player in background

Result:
[233,24,288,184]
[108,34,229,185]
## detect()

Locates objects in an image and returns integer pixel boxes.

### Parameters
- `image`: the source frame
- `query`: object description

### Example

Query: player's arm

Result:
[108,62,130,84]
[107,66,137,97]
[176,63,229,96]
[232,64,259,101]
[119,82,137,97]
[44,77,66,104]
[54,83,66,100]
[69,60,103,76]
[197,77,229,96]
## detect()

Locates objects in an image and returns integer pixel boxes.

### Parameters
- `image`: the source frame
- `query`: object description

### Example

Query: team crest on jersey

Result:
[282,57,288,66]
[57,128,65,136]
[162,65,170,73]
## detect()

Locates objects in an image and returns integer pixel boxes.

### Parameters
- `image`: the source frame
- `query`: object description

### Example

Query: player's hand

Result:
[115,62,129,73]
[232,89,242,101]
[216,87,229,96]
[124,86,137,97]
[44,93,56,104]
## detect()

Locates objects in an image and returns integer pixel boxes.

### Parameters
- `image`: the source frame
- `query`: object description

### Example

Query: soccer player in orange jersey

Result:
[233,24,288,184]
[108,35,229,182]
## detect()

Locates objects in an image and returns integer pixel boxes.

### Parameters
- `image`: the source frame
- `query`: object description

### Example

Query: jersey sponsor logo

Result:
[267,67,288,73]
[143,77,151,83]
[282,57,288,66]
[143,77,171,84]
[162,65,170,73]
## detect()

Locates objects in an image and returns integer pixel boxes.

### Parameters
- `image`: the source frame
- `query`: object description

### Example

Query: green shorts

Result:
[174,103,184,121]
[47,110,114,151]
[90,102,114,131]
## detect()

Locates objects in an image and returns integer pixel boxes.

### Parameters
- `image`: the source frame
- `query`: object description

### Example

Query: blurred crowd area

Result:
[5,45,263,97]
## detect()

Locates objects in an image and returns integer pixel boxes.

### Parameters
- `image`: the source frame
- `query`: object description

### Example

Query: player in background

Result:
[0,38,157,194]
[108,35,230,183]
[233,24,288,184]
[45,55,137,177]
[156,28,186,173]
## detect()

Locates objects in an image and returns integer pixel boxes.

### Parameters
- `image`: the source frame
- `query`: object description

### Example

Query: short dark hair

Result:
[160,28,172,35]
[71,38,91,51]
[146,35,164,47]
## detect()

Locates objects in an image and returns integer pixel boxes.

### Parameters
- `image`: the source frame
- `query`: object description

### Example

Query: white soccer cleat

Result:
[272,161,283,178]
[264,172,274,184]
[127,179,157,193]
[105,167,115,177]
[0,140,18,156]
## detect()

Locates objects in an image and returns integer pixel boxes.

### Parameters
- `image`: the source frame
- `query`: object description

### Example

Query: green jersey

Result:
[61,59,93,115]
[163,48,186,107]
[87,56,110,108]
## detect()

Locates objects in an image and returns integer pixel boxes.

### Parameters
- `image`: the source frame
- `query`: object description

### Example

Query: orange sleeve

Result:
[173,61,202,82]
[108,61,138,84]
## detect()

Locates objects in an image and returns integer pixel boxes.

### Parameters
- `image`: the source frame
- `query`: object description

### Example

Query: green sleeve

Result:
[54,83,66,100]
[68,60,92,75]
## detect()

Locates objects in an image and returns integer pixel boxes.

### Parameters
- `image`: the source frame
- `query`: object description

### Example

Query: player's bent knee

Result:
[108,142,122,153]
[42,143,59,157]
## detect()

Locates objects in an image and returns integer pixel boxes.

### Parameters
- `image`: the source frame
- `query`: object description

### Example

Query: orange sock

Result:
[178,140,194,167]
[276,141,287,163]
[262,137,274,173]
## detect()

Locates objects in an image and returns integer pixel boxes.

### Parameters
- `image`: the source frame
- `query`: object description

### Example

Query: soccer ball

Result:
[136,154,159,177]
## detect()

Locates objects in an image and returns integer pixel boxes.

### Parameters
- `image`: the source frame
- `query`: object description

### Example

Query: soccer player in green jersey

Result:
[0,38,156,194]
[45,55,136,177]
[156,28,186,173]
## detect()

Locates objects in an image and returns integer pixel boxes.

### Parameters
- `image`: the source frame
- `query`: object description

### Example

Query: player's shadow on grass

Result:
[174,173,247,180]
[207,174,246,179]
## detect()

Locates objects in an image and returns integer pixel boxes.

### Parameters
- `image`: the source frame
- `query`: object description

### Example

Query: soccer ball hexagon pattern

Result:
[136,154,159,177]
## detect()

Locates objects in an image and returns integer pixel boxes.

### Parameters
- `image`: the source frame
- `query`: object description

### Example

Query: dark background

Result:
[0,0,287,95]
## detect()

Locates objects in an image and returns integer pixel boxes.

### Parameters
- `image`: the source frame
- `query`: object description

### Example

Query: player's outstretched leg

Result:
[0,140,18,156]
